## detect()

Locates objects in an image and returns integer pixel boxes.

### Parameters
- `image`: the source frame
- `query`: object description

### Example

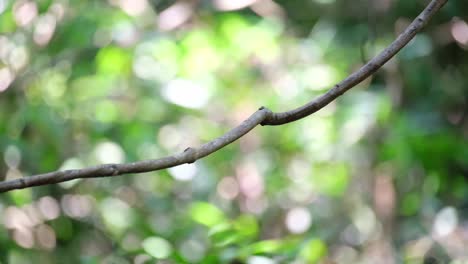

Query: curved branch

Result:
[0,0,447,193]
[261,0,447,125]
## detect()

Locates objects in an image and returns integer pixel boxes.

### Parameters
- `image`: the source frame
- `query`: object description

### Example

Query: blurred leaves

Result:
[0,0,467,263]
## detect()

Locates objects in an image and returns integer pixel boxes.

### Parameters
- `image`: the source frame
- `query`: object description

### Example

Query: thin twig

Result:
[0,0,448,193]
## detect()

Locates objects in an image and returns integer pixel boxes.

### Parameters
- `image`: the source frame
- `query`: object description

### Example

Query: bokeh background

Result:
[0,0,467,263]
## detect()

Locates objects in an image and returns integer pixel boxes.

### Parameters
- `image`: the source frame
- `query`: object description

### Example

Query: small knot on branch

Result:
[109,164,119,176]
[184,147,197,164]
[258,106,274,126]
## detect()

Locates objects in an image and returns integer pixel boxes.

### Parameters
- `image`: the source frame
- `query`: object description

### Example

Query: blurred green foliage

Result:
[0,0,467,263]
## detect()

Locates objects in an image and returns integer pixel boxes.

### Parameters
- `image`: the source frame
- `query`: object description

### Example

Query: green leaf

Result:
[190,202,226,227]
[233,214,258,239]
[299,239,327,263]
[96,46,131,75]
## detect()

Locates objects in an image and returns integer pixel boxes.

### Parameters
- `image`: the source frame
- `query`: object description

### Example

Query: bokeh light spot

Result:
[433,206,458,237]
[94,141,125,164]
[162,79,211,109]
[142,236,173,259]
[285,207,312,234]
[168,163,197,181]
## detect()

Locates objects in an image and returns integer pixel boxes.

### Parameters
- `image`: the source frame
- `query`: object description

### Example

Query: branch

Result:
[0,0,448,193]
[261,0,447,125]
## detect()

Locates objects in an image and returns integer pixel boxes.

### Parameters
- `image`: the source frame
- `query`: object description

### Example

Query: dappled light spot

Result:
[0,36,13,61]
[250,0,284,18]
[179,239,206,262]
[58,158,84,189]
[300,118,334,160]
[34,14,56,46]
[180,30,223,76]
[95,101,120,123]
[134,254,152,264]
[433,206,458,237]
[37,196,60,220]
[244,197,267,214]
[61,195,94,219]
[304,64,336,90]
[287,184,316,204]
[133,174,158,192]
[5,168,22,181]
[134,41,178,81]
[214,0,257,11]
[158,2,192,31]
[0,0,7,13]
[8,45,28,71]
[94,141,125,164]
[3,206,33,230]
[112,21,138,47]
[133,55,163,81]
[100,198,133,232]
[451,18,468,47]
[342,221,367,246]
[93,28,112,47]
[158,124,183,150]
[285,207,312,234]
[13,228,34,248]
[286,158,316,203]
[122,233,141,251]
[142,236,173,259]
[30,70,68,106]
[341,113,375,146]
[149,214,174,236]
[162,79,211,109]
[59,158,84,171]
[237,162,264,199]
[332,246,358,264]
[35,224,56,250]
[217,176,239,200]
[13,0,37,27]
[0,67,14,92]
[247,256,275,264]
[400,35,433,59]
[4,145,21,168]
[23,204,42,227]
[351,206,377,243]
[49,3,65,21]
[110,0,148,16]
[169,163,197,181]
[404,237,433,261]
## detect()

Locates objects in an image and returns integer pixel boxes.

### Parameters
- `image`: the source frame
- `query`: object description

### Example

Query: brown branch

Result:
[261,0,448,125]
[0,0,448,193]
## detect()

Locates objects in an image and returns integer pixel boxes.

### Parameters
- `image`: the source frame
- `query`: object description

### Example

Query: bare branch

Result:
[0,0,448,193]
[261,0,448,125]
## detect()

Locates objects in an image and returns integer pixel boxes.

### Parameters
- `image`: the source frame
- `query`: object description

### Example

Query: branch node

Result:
[110,164,119,176]
[184,147,197,164]
[19,177,27,188]
[259,108,274,126]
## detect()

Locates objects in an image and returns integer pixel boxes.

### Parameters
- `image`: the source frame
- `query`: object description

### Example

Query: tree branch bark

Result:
[0,0,448,193]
